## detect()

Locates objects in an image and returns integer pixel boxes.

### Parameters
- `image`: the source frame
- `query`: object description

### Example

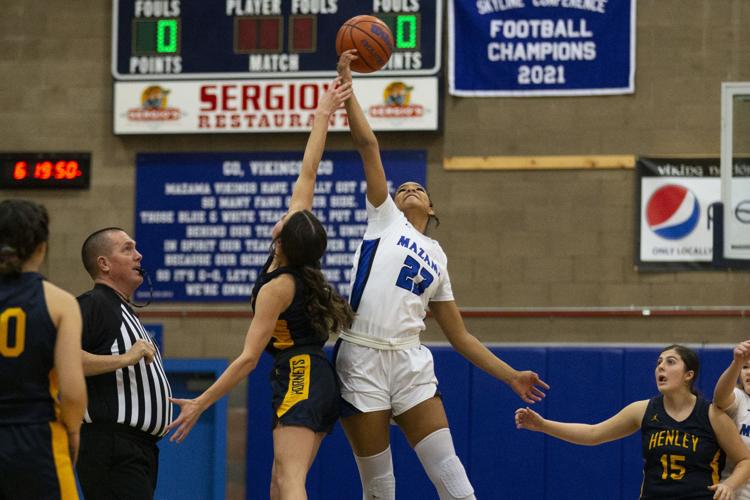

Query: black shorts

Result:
[0,421,78,500]
[270,349,340,434]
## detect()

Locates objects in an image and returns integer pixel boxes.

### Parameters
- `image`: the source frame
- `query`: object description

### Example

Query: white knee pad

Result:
[354,447,396,500]
[414,428,476,500]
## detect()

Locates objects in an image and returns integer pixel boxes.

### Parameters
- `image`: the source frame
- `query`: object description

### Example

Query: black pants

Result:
[76,423,159,500]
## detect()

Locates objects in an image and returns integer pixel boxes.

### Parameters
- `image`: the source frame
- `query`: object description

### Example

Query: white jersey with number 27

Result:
[346,195,453,340]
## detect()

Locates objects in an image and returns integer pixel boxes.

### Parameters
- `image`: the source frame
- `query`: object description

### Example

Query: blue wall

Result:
[246,345,733,500]
[158,359,228,500]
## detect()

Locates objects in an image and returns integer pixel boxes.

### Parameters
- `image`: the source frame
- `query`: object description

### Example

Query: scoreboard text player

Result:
[113,0,441,79]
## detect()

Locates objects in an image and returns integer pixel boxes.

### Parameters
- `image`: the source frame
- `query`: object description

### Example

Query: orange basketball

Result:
[336,15,393,73]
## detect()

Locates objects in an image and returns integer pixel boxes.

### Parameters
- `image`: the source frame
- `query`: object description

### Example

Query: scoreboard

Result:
[112,0,442,79]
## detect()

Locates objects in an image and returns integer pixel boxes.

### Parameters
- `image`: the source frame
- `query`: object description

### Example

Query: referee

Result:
[76,227,173,500]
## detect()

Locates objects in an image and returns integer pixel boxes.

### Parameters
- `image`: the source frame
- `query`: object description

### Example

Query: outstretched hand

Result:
[515,407,545,432]
[733,340,750,364]
[510,370,549,404]
[708,483,734,500]
[337,49,358,82]
[166,397,206,443]
[318,78,352,115]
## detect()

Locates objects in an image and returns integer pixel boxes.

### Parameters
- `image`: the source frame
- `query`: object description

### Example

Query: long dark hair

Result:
[661,344,700,396]
[0,199,49,277]
[279,210,354,339]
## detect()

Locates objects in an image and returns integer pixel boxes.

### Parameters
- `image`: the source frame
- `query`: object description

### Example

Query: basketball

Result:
[335,15,393,73]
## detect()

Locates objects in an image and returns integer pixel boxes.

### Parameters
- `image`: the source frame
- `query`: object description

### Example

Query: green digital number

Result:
[157,19,178,53]
[396,15,417,49]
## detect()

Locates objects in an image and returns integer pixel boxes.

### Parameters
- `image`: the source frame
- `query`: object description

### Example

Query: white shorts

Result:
[334,340,439,416]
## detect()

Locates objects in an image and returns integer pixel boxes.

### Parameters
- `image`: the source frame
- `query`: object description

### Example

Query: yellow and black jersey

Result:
[640,395,725,500]
[252,255,326,357]
[0,272,57,425]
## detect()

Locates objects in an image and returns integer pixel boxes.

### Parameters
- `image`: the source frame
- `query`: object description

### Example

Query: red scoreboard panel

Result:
[113,0,442,79]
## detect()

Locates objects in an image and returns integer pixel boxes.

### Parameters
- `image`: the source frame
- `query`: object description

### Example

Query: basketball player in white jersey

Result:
[334,50,550,500]
[714,340,750,500]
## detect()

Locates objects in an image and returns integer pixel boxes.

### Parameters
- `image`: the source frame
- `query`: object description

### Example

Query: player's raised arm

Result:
[713,340,750,410]
[287,78,352,214]
[337,50,388,207]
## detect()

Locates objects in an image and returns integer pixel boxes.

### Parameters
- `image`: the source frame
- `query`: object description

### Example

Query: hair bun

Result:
[0,244,17,256]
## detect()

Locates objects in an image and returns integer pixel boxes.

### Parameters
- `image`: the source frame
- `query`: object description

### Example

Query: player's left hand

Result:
[336,49,358,82]
[166,397,206,443]
[708,482,735,500]
[318,78,352,115]
[510,370,549,404]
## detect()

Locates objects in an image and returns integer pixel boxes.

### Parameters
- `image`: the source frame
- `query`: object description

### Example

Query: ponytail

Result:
[0,245,23,277]
[299,265,354,341]
[0,200,49,278]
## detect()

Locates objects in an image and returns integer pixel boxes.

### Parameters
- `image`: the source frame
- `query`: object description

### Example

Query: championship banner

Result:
[114,77,438,134]
[636,158,721,271]
[448,0,635,96]
[134,151,426,302]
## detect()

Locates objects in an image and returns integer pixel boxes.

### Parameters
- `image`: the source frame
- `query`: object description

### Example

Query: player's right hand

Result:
[126,339,155,365]
[515,407,545,432]
[708,482,735,500]
[166,397,205,443]
[336,49,358,82]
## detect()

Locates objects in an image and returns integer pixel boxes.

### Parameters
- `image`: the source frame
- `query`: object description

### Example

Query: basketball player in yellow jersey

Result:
[0,199,87,500]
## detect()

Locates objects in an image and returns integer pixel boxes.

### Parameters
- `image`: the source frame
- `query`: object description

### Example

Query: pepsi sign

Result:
[637,158,722,270]
[645,184,701,240]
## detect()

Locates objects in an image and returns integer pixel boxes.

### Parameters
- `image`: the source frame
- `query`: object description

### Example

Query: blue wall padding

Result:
[469,347,547,499]
[544,349,625,500]
[245,353,275,496]
[621,348,662,499]
[158,359,227,500]
[244,345,739,500]
[698,348,732,398]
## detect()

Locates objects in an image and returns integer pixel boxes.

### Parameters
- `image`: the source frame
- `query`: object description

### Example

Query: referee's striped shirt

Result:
[78,284,173,437]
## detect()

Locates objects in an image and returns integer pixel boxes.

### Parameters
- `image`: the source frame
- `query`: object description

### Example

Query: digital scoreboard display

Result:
[112,0,441,79]
[0,153,90,189]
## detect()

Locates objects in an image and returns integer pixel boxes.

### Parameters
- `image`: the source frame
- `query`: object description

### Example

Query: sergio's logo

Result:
[646,184,701,240]
[369,81,423,118]
[127,86,181,121]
